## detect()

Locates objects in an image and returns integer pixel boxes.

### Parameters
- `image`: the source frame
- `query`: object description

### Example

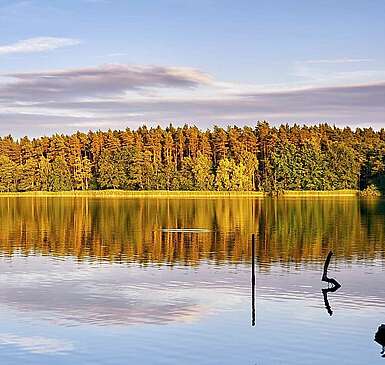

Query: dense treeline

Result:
[0,122,384,192]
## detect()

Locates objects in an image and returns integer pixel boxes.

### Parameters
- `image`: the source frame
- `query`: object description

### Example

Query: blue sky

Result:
[0,0,384,136]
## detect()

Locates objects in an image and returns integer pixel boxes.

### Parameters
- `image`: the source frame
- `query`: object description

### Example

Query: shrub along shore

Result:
[0,189,363,198]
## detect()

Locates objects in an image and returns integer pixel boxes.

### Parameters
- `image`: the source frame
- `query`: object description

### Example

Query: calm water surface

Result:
[0,197,384,364]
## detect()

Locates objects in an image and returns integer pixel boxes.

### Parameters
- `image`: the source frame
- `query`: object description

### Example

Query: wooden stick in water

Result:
[251,234,256,326]
[322,251,341,288]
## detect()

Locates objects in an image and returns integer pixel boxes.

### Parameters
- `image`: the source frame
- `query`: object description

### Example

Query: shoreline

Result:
[0,189,364,198]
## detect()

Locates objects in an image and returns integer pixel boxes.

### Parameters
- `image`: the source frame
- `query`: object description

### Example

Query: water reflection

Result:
[0,197,383,365]
[251,234,256,326]
[0,197,384,266]
[322,285,341,316]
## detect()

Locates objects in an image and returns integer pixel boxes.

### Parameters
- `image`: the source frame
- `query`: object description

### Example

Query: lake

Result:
[0,196,384,364]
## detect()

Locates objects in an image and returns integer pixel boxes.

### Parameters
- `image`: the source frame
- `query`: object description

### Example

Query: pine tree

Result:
[19,158,38,191]
[0,155,19,191]
[192,153,214,190]
[50,156,72,191]
[37,156,51,191]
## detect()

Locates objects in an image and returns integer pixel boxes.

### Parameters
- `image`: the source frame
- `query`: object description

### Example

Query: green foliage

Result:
[0,155,19,192]
[215,158,251,191]
[50,156,72,191]
[97,150,127,189]
[0,123,383,192]
[192,153,214,190]
[360,184,381,197]
[37,156,51,191]
[19,158,38,191]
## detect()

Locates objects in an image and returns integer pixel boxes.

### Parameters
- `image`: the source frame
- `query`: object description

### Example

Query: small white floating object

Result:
[161,228,210,233]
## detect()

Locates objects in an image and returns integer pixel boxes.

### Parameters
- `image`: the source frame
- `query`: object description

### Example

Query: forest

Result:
[0,122,384,193]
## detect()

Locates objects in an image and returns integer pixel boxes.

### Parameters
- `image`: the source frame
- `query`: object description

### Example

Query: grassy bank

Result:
[0,189,361,198]
[282,190,360,197]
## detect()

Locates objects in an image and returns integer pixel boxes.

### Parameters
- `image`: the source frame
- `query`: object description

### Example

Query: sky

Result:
[0,0,385,137]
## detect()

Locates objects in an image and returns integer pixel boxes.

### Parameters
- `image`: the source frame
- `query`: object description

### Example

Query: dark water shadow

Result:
[375,324,385,357]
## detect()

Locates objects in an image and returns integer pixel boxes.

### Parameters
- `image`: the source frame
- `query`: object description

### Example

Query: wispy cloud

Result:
[291,58,384,90]
[0,333,74,354]
[0,37,81,56]
[2,81,385,136]
[0,1,33,14]
[0,62,384,136]
[0,64,212,101]
[302,58,373,64]
[107,52,129,57]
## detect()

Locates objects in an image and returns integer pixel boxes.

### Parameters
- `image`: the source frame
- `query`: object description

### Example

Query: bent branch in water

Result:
[321,251,341,316]
[322,251,341,288]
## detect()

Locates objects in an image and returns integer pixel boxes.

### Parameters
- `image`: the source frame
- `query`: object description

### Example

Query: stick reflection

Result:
[322,284,341,316]
[321,251,341,316]
[251,234,256,326]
